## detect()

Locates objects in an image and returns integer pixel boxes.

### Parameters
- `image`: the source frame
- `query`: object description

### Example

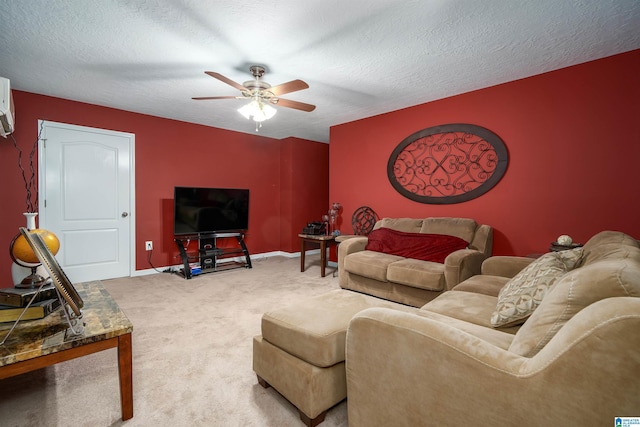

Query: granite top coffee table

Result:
[0,281,134,421]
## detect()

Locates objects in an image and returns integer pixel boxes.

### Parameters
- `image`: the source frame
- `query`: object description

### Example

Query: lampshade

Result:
[238,99,277,122]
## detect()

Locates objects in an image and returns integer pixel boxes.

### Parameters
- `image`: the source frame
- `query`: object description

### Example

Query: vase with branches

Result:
[8,121,43,219]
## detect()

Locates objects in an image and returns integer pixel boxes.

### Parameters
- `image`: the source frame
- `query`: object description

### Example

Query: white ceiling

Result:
[1,1,639,143]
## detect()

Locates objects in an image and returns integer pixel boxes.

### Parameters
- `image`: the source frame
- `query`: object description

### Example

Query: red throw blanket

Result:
[365,227,469,263]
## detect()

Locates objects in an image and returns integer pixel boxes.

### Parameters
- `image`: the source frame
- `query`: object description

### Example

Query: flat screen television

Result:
[174,186,249,235]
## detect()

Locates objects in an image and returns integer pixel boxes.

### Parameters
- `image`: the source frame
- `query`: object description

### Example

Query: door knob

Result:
[122,212,129,217]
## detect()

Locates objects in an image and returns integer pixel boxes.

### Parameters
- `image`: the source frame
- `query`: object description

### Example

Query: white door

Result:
[38,121,135,283]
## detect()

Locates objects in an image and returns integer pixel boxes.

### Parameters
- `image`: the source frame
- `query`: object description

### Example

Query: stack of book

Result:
[0,284,62,323]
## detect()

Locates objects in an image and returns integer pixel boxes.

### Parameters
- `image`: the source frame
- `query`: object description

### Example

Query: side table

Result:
[298,234,337,278]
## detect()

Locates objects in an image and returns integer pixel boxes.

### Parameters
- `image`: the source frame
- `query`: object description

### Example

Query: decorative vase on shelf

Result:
[24,212,37,230]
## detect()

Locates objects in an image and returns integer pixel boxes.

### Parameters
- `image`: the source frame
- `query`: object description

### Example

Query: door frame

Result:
[37,120,137,278]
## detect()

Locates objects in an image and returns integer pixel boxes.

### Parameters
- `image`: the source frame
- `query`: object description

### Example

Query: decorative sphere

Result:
[11,229,60,264]
[557,234,573,246]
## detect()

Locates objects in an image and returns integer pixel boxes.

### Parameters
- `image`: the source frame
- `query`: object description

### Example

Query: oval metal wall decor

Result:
[387,124,508,204]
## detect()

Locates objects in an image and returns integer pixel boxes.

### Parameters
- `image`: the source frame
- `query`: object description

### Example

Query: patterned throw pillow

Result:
[491,248,583,327]
[553,247,584,269]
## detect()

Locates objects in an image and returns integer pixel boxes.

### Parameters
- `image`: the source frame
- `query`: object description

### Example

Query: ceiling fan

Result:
[193,65,316,125]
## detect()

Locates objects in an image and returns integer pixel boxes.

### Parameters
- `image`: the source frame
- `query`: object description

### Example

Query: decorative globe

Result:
[557,234,573,246]
[10,229,60,265]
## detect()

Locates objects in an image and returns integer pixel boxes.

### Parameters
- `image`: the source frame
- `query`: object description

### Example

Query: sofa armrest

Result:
[338,236,368,257]
[443,249,486,289]
[481,256,535,278]
[346,299,640,426]
[338,236,368,286]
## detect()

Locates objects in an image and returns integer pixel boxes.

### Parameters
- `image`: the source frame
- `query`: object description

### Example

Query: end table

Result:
[298,234,337,277]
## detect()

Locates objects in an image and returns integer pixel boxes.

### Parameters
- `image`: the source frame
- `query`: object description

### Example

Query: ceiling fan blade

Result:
[272,98,316,112]
[268,80,309,96]
[192,96,240,100]
[204,71,246,92]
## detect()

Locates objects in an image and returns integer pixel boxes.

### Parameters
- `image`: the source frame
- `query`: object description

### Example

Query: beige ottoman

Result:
[253,289,415,426]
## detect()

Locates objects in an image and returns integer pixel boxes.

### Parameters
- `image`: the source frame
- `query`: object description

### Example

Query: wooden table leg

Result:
[300,238,306,272]
[118,333,134,420]
[320,240,327,277]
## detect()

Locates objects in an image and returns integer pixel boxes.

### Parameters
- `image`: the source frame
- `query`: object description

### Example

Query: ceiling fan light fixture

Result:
[238,99,277,122]
[195,66,314,130]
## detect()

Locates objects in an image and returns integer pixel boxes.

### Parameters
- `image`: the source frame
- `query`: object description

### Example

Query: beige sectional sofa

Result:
[254,229,640,426]
[338,217,493,307]
[346,230,640,426]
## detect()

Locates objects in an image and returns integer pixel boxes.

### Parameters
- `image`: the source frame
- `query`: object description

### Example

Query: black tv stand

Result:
[174,232,252,279]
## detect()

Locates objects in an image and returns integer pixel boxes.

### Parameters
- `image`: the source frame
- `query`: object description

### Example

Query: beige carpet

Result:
[0,256,348,426]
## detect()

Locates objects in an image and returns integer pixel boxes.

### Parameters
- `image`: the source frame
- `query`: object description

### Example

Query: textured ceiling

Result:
[1,0,639,143]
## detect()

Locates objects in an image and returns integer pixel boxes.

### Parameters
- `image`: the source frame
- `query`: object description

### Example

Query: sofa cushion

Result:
[509,254,640,357]
[452,274,509,297]
[420,217,478,243]
[344,250,404,281]
[410,308,516,349]
[490,249,583,327]
[365,227,469,263]
[423,290,521,334]
[374,217,423,233]
[386,258,446,291]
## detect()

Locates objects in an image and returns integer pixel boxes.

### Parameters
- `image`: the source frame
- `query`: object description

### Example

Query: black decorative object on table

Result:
[303,222,326,236]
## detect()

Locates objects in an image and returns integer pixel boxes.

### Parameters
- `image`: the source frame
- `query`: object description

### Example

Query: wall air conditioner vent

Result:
[0,76,15,138]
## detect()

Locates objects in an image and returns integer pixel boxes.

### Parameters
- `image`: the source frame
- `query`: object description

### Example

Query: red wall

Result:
[0,92,329,283]
[279,137,330,252]
[3,50,638,283]
[330,49,640,256]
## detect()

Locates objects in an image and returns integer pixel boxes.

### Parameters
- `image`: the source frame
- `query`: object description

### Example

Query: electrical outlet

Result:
[145,241,153,251]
